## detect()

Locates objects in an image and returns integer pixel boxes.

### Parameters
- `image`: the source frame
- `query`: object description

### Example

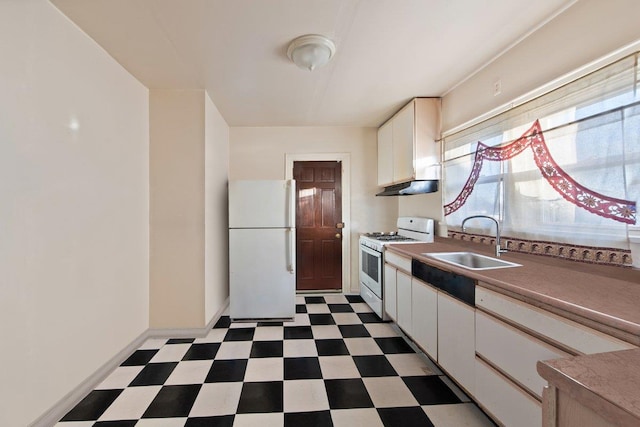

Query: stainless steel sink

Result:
[423,252,521,271]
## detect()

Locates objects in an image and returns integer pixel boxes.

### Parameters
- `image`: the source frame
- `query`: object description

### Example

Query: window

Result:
[443,53,639,250]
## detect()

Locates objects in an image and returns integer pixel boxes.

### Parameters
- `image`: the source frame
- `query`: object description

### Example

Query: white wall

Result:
[204,93,230,321]
[443,0,640,132]
[229,127,397,291]
[0,1,149,425]
[149,89,205,328]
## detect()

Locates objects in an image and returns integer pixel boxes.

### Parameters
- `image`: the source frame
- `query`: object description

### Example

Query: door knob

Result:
[335,233,341,239]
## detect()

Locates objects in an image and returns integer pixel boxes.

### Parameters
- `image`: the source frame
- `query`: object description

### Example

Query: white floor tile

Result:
[283,339,318,357]
[253,326,284,341]
[135,418,188,427]
[311,325,342,339]
[351,302,374,313]
[149,344,191,363]
[55,422,94,427]
[188,382,243,417]
[422,403,495,426]
[318,355,361,379]
[306,304,331,314]
[295,296,306,304]
[323,294,348,304]
[215,341,252,360]
[137,338,168,350]
[363,377,419,408]
[164,360,212,385]
[331,408,384,427]
[291,313,311,326]
[233,413,284,427]
[244,357,283,382]
[230,321,257,329]
[98,386,161,421]
[332,313,362,325]
[95,366,144,389]
[344,338,383,356]
[363,323,400,338]
[386,353,438,377]
[194,328,227,343]
[283,379,330,413]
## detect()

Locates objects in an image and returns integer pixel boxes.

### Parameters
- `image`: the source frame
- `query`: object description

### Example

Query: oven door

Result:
[359,243,382,298]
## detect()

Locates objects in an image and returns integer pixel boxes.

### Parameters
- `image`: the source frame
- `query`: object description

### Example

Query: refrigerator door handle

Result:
[287,180,296,228]
[286,228,295,274]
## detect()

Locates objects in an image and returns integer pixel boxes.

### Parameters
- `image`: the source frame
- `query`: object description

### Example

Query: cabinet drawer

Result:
[476,287,635,355]
[476,311,569,398]
[475,356,541,427]
[385,252,411,272]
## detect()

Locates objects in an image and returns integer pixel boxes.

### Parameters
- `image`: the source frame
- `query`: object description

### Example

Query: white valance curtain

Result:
[442,53,639,250]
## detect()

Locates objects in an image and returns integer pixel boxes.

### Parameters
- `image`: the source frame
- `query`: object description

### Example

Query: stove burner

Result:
[364,233,415,242]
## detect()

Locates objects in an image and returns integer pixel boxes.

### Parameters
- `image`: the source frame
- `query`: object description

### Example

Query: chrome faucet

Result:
[461,215,507,257]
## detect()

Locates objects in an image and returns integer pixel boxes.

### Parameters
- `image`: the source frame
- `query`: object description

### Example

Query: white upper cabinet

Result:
[377,98,441,186]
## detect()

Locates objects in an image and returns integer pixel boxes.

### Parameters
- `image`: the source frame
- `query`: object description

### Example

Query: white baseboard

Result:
[30,297,229,427]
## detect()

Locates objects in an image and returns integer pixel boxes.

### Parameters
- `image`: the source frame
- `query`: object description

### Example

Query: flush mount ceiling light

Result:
[287,34,336,71]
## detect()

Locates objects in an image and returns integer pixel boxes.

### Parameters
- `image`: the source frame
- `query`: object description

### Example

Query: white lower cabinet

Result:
[475,356,542,427]
[411,278,438,360]
[396,270,412,335]
[383,264,397,321]
[437,292,475,396]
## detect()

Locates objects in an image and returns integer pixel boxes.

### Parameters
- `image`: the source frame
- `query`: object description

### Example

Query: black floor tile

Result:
[120,349,158,367]
[94,421,138,427]
[345,295,365,303]
[402,376,462,405]
[60,389,122,421]
[182,343,220,360]
[378,406,435,427]
[214,316,231,329]
[142,384,201,418]
[305,296,326,304]
[185,415,235,427]
[224,328,255,341]
[309,313,336,325]
[284,357,323,380]
[250,340,283,358]
[129,363,177,387]
[284,325,313,340]
[205,359,247,383]
[315,339,349,356]
[258,321,284,327]
[167,338,195,344]
[328,303,354,313]
[237,381,283,413]
[325,378,374,409]
[375,337,414,354]
[357,312,383,323]
[296,304,308,314]
[338,324,371,338]
[284,410,333,427]
[353,355,398,377]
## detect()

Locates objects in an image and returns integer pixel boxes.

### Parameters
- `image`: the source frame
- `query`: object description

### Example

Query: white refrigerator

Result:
[228,180,296,320]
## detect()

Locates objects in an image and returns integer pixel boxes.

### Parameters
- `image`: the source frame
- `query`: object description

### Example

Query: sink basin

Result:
[423,252,521,271]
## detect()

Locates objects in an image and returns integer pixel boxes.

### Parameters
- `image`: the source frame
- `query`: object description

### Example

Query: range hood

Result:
[376,180,439,196]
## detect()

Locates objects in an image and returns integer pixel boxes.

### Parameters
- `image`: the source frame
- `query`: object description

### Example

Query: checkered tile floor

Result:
[56,294,495,427]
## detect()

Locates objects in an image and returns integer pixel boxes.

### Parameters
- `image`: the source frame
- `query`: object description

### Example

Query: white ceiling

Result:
[52,0,574,127]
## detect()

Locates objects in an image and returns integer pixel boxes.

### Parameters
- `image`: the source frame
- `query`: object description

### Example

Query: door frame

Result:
[285,153,351,295]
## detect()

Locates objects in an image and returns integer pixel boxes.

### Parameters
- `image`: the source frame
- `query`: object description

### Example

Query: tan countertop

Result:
[386,237,640,343]
[537,348,640,426]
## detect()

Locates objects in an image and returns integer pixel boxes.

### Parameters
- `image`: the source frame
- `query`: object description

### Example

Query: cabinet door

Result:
[438,292,475,395]
[411,278,438,360]
[392,101,415,183]
[414,98,441,180]
[377,121,394,186]
[383,264,397,321]
[396,270,412,335]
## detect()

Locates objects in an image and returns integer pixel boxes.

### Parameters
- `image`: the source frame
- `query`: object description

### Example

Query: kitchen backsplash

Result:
[448,231,633,267]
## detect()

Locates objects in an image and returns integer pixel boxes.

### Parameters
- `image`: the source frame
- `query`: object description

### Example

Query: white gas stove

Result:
[359,217,434,320]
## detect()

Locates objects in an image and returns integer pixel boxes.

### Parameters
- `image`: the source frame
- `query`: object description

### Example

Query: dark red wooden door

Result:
[293,161,342,291]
